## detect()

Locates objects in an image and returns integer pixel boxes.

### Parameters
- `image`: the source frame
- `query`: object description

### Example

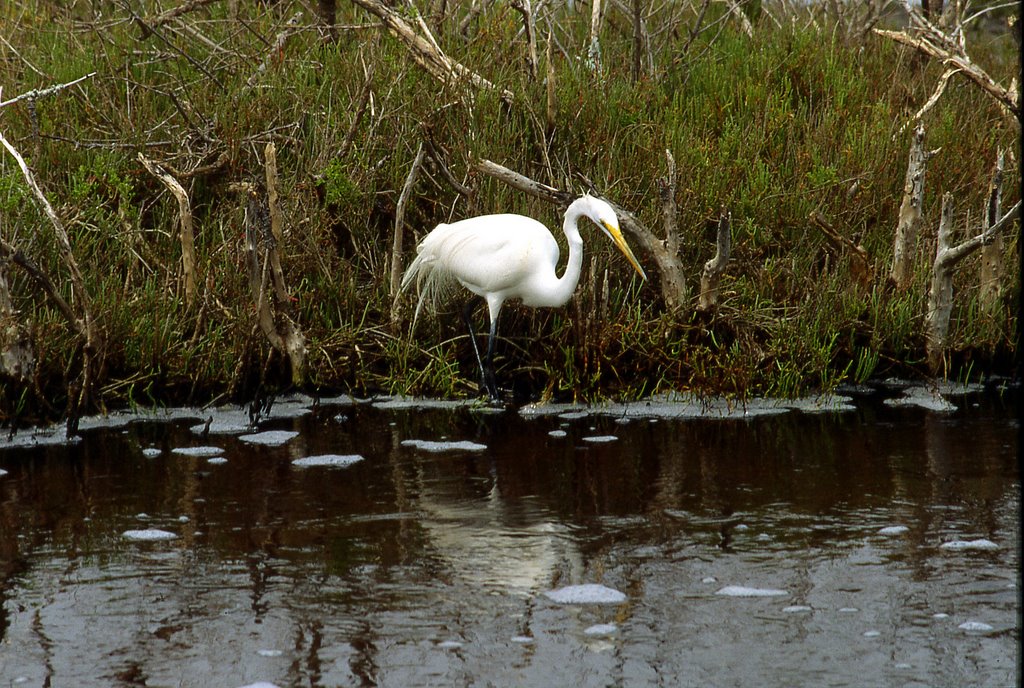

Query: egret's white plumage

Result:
[401,195,646,399]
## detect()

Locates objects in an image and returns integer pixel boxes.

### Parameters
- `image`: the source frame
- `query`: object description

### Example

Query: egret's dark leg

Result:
[462,298,497,398]
[483,316,499,400]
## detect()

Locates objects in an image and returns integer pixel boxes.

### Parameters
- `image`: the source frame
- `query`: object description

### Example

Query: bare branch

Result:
[0,72,96,110]
[699,208,731,312]
[138,153,198,306]
[392,143,427,307]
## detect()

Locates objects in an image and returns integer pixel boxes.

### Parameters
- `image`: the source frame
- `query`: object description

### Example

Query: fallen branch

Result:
[810,210,873,287]
[471,158,688,309]
[138,153,198,306]
[349,0,513,103]
[0,72,96,110]
[926,194,1021,371]
[656,149,688,309]
[699,208,731,312]
[874,24,1019,121]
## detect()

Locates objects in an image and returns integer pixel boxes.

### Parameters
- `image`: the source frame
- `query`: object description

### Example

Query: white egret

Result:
[400,195,647,399]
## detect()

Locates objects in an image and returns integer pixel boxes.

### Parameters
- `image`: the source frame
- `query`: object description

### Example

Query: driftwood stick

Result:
[659,149,679,258]
[392,144,427,310]
[588,0,603,72]
[979,150,1005,306]
[699,208,731,312]
[810,211,873,287]
[138,153,198,306]
[926,194,1021,370]
[264,142,289,303]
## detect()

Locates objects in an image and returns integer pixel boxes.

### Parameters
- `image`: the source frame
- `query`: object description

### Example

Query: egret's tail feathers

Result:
[400,230,457,331]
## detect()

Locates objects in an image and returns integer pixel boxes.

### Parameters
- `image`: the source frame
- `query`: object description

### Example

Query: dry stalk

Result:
[138,153,198,306]
[391,143,427,316]
[246,11,304,90]
[699,208,731,312]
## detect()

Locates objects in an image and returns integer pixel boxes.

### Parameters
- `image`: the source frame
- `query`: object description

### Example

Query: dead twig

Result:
[0,72,96,110]
[391,143,427,314]
[138,153,199,306]
[699,208,731,312]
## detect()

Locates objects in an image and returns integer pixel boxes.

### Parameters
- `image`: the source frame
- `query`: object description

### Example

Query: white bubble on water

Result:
[177,516,189,523]
[545,584,626,604]
[783,605,812,613]
[863,630,881,637]
[238,430,299,446]
[839,607,859,613]
[701,577,717,584]
[511,635,534,643]
[582,435,618,443]
[715,585,788,597]
[236,683,282,688]
[207,457,228,465]
[172,445,224,457]
[584,623,618,636]
[141,447,162,458]
[401,439,487,453]
[548,430,567,438]
[932,612,949,619]
[122,528,177,541]
[292,454,364,468]
[136,513,150,520]
[958,620,994,633]
[939,538,999,551]
[878,525,909,536]
[257,649,283,657]
[438,640,463,649]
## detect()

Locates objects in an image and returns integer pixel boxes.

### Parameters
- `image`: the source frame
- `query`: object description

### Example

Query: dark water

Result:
[0,389,1019,687]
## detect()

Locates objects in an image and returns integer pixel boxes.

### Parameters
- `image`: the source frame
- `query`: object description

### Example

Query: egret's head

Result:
[577,196,647,282]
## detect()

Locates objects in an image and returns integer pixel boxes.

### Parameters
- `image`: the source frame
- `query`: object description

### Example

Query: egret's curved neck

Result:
[547,202,587,307]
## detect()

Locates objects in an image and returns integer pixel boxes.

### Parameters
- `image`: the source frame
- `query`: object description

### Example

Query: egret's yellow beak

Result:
[602,220,647,281]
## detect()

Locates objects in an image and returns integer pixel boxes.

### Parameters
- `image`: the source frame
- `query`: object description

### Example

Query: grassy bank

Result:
[0,0,1019,420]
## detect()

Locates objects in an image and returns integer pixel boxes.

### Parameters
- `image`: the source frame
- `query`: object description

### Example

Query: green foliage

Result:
[0,1,1018,418]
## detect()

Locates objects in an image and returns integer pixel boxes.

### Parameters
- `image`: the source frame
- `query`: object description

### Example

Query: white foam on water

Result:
[238,430,299,446]
[878,525,909,535]
[582,435,618,443]
[141,447,162,458]
[437,640,463,649]
[584,623,618,636]
[863,630,881,637]
[701,576,717,584]
[122,528,177,541]
[400,439,487,453]
[884,386,957,413]
[292,454,364,468]
[932,612,949,619]
[0,469,8,478]
[172,446,224,457]
[136,513,150,520]
[548,430,567,438]
[544,584,626,604]
[207,457,228,465]
[236,683,282,688]
[257,649,283,657]
[939,538,999,551]
[511,635,534,643]
[958,621,994,633]
[177,516,189,523]
[839,607,859,613]
[715,585,788,597]
[783,605,812,613]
